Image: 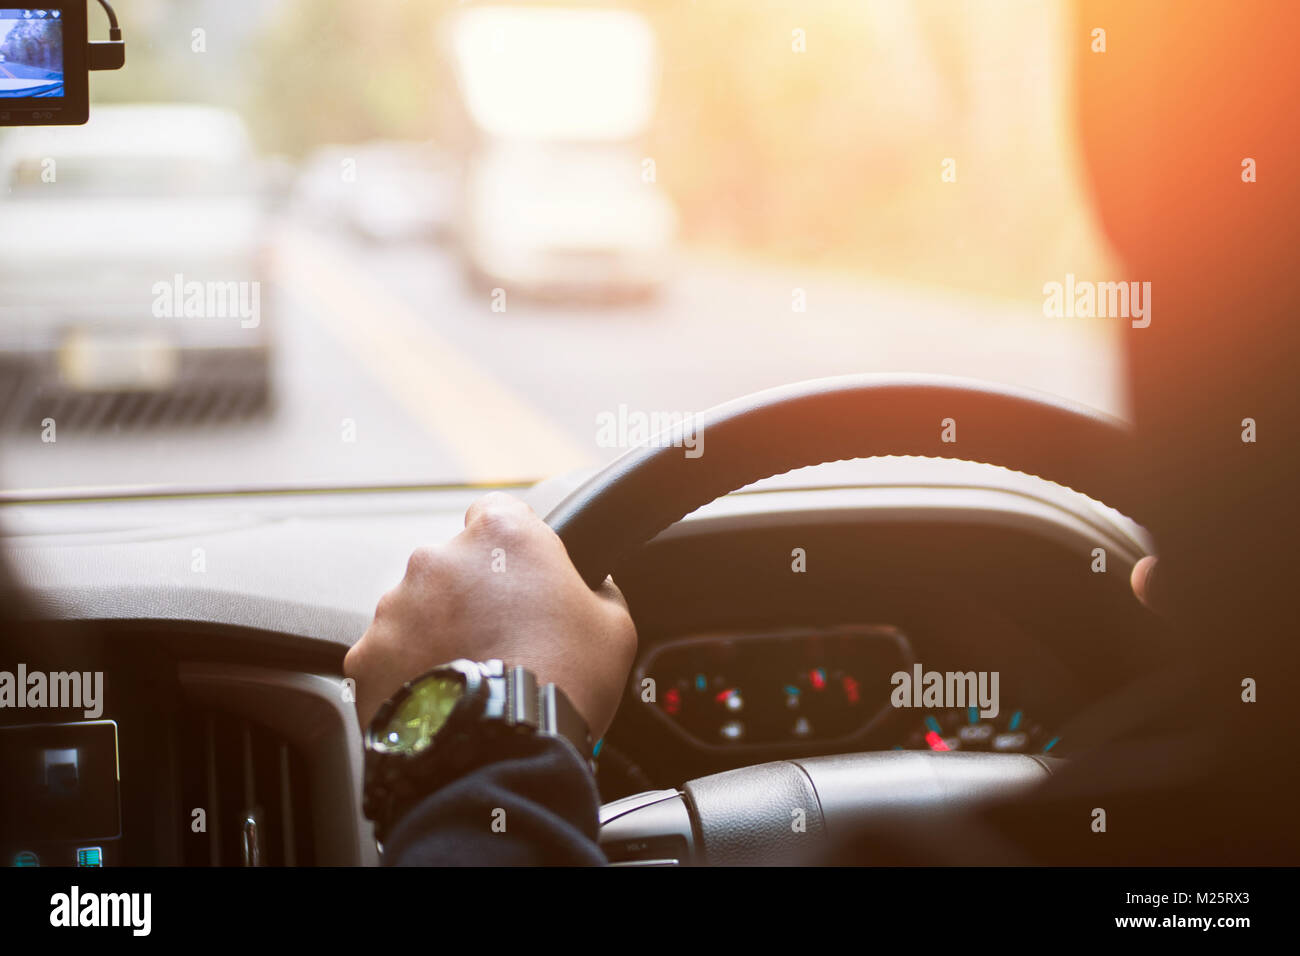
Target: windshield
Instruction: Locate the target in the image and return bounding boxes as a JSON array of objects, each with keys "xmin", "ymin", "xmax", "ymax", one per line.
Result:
[{"xmin": 0, "ymin": 0, "xmax": 1122, "ymax": 494}]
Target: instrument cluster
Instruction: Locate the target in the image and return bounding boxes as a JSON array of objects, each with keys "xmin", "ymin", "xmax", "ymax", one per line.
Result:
[
  {"xmin": 634, "ymin": 627, "xmax": 1064, "ymax": 757},
  {"xmin": 635, "ymin": 626, "xmax": 910, "ymax": 750}
]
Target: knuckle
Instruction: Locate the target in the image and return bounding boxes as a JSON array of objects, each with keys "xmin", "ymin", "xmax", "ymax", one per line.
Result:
[
  {"xmin": 470, "ymin": 501, "xmax": 534, "ymax": 544},
  {"xmin": 374, "ymin": 585, "xmax": 400, "ymax": 619},
  {"xmin": 404, "ymin": 545, "xmax": 442, "ymax": 580}
]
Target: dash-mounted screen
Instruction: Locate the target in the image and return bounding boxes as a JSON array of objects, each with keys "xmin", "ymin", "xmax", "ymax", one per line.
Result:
[{"xmin": 0, "ymin": 3, "xmax": 88, "ymax": 125}]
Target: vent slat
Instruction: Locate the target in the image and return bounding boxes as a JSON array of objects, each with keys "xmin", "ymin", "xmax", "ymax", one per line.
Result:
[
  {"xmin": 179, "ymin": 705, "xmax": 314, "ymax": 866},
  {"xmin": 204, "ymin": 714, "xmax": 221, "ymax": 867},
  {"xmin": 279, "ymin": 743, "xmax": 296, "ymax": 867}
]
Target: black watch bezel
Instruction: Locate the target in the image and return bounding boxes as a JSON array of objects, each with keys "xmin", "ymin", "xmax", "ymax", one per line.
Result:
[{"xmin": 364, "ymin": 659, "xmax": 487, "ymax": 758}]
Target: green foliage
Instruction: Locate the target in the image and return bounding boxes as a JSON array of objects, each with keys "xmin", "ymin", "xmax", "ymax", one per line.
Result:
[
  {"xmin": 250, "ymin": 0, "xmax": 453, "ymax": 156},
  {"xmin": 0, "ymin": 19, "xmax": 63, "ymax": 71},
  {"xmin": 79, "ymin": 0, "xmax": 1109, "ymax": 299}
]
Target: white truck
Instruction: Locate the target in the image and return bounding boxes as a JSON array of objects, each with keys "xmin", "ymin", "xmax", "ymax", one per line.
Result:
[{"xmin": 444, "ymin": 7, "xmax": 677, "ymax": 300}]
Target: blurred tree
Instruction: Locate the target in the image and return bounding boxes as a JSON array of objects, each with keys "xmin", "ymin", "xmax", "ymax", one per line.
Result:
[
  {"xmin": 82, "ymin": 0, "xmax": 1112, "ymax": 301},
  {"xmin": 0, "ymin": 19, "xmax": 64, "ymax": 71},
  {"xmin": 639, "ymin": 0, "xmax": 1110, "ymax": 300},
  {"xmin": 251, "ymin": 0, "xmax": 454, "ymax": 156}
]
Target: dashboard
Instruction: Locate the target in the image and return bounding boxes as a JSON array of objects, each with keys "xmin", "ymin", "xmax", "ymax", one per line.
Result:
[{"xmin": 0, "ymin": 457, "xmax": 1159, "ymax": 864}]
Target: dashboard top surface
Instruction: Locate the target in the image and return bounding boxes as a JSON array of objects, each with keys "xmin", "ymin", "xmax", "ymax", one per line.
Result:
[{"xmin": 0, "ymin": 457, "xmax": 1150, "ymax": 648}]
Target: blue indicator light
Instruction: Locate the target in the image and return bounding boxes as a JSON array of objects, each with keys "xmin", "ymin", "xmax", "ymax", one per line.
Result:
[
  {"xmin": 925, "ymin": 715, "xmax": 942, "ymax": 734},
  {"xmin": 1009, "ymin": 710, "xmax": 1022, "ymax": 731},
  {"xmin": 1043, "ymin": 736, "xmax": 1060, "ymax": 753}
]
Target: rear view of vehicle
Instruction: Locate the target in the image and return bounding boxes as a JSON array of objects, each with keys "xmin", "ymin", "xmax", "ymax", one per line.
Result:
[
  {"xmin": 446, "ymin": 6, "xmax": 677, "ymax": 301},
  {"xmin": 0, "ymin": 103, "xmax": 275, "ymax": 429}
]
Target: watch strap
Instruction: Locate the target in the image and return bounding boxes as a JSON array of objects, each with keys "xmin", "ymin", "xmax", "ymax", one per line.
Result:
[{"xmin": 482, "ymin": 660, "xmax": 594, "ymax": 769}]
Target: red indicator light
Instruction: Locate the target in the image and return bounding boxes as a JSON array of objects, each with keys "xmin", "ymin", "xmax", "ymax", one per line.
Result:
[
  {"xmin": 809, "ymin": 668, "xmax": 826, "ymax": 690},
  {"xmin": 925, "ymin": 730, "xmax": 950, "ymax": 752},
  {"xmin": 664, "ymin": 688, "xmax": 681, "ymax": 715},
  {"xmin": 715, "ymin": 688, "xmax": 735, "ymax": 702},
  {"xmin": 842, "ymin": 676, "xmax": 860, "ymax": 704}
]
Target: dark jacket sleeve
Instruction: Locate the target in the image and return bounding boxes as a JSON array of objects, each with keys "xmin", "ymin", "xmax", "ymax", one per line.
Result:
[{"xmin": 382, "ymin": 734, "xmax": 607, "ymax": 866}]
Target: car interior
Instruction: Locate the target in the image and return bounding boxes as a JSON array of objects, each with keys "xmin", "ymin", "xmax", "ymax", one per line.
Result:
[
  {"xmin": 1, "ymin": 0, "xmax": 1296, "ymax": 880},
  {"xmin": 1, "ymin": 375, "xmax": 1168, "ymax": 866}
]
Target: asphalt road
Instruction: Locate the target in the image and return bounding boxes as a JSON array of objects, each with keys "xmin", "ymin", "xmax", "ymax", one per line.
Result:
[
  {"xmin": 0, "ymin": 222, "xmax": 1124, "ymax": 494},
  {"xmin": 0, "ymin": 62, "xmax": 56, "ymax": 78}
]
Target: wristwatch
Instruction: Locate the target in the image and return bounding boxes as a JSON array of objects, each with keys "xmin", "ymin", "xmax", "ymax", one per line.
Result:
[{"xmin": 362, "ymin": 659, "xmax": 594, "ymax": 841}]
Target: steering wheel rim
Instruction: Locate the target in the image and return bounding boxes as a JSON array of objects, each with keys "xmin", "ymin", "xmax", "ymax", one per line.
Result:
[{"xmin": 547, "ymin": 373, "xmax": 1140, "ymax": 588}]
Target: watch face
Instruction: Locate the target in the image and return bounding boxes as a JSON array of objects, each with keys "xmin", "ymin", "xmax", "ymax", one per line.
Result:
[{"xmin": 379, "ymin": 673, "xmax": 466, "ymax": 754}]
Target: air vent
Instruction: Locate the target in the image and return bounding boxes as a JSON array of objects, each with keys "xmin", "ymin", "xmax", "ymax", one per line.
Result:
[
  {"xmin": 176, "ymin": 663, "xmax": 378, "ymax": 867},
  {"xmin": 175, "ymin": 706, "xmax": 315, "ymax": 866}
]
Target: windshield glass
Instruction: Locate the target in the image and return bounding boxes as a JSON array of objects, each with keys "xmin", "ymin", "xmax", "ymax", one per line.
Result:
[{"xmin": 0, "ymin": 0, "xmax": 1122, "ymax": 494}]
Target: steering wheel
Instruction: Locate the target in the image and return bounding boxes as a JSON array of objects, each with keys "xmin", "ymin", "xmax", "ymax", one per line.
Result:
[{"xmin": 546, "ymin": 373, "xmax": 1140, "ymax": 864}]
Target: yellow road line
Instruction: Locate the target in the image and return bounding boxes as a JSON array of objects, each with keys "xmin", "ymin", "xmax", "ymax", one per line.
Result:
[{"xmin": 276, "ymin": 227, "xmax": 594, "ymax": 482}]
